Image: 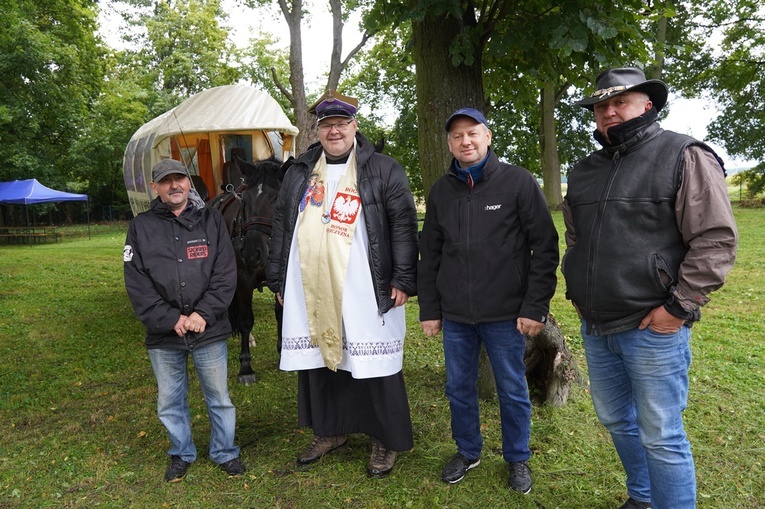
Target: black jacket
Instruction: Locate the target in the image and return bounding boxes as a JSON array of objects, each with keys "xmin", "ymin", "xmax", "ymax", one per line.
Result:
[
  {"xmin": 124, "ymin": 198, "xmax": 237, "ymax": 350},
  {"xmin": 418, "ymin": 149, "xmax": 559, "ymax": 324},
  {"xmin": 563, "ymin": 114, "xmax": 722, "ymax": 335},
  {"xmin": 266, "ymin": 132, "xmax": 419, "ymax": 313}
]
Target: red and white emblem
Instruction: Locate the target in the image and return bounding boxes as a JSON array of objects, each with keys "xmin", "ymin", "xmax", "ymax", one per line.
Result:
[{"xmin": 330, "ymin": 193, "xmax": 360, "ymax": 224}]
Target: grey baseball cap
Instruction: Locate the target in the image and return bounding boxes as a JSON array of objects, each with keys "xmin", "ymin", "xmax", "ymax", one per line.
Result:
[{"xmin": 151, "ymin": 159, "xmax": 188, "ymax": 182}]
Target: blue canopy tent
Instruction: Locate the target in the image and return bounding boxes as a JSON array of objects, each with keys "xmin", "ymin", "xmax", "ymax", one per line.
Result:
[{"xmin": 0, "ymin": 179, "xmax": 90, "ymax": 238}]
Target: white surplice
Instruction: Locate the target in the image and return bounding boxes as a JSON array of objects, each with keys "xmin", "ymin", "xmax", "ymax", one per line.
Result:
[{"xmin": 280, "ymin": 161, "xmax": 405, "ymax": 379}]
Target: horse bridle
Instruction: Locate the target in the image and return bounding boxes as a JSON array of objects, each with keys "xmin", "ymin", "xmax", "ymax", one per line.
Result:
[{"xmin": 221, "ymin": 183, "xmax": 274, "ymax": 257}]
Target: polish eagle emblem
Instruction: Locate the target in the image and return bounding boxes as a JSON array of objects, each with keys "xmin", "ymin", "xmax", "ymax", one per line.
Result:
[{"xmin": 331, "ymin": 193, "xmax": 360, "ymax": 223}]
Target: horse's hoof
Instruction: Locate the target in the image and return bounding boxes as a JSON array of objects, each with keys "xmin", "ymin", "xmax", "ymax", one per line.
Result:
[{"xmin": 238, "ymin": 374, "xmax": 256, "ymax": 385}]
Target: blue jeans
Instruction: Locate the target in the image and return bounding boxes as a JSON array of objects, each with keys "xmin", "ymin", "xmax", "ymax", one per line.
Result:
[
  {"xmin": 442, "ymin": 319, "xmax": 531, "ymax": 463},
  {"xmin": 148, "ymin": 341, "xmax": 239, "ymax": 464},
  {"xmin": 582, "ymin": 324, "xmax": 695, "ymax": 509}
]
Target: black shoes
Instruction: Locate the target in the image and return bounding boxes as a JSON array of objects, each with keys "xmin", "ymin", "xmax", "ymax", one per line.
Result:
[
  {"xmin": 442, "ymin": 453, "xmax": 532, "ymax": 493},
  {"xmin": 164, "ymin": 456, "xmax": 190, "ymax": 482},
  {"xmin": 441, "ymin": 453, "xmax": 481, "ymax": 483},
  {"xmin": 617, "ymin": 498, "xmax": 652, "ymax": 509},
  {"xmin": 297, "ymin": 434, "xmax": 348, "ymax": 465},
  {"xmin": 219, "ymin": 457, "xmax": 246, "ymax": 477},
  {"xmin": 507, "ymin": 460, "xmax": 532, "ymax": 494},
  {"xmin": 164, "ymin": 456, "xmax": 246, "ymax": 482}
]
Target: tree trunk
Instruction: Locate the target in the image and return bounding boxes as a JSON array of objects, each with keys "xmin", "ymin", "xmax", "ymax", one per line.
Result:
[
  {"xmin": 647, "ymin": 14, "xmax": 668, "ymax": 80},
  {"xmin": 277, "ymin": 0, "xmax": 370, "ymax": 154},
  {"xmin": 411, "ymin": 12, "xmax": 484, "ymax": 199},
  {"xmin": 540, "ymin": 83, "xmax": 563, "ymax": 209},
  {"xmin": 477, "ymin": 315, "xmax": 580, "ymax": 406},
  {"xmin": 280, "ymin": 0, "xmax": 313, "ymax": 154},
  {"xmin": 524, "ymin": 315, "xmax": 580, "ymax": 406}
]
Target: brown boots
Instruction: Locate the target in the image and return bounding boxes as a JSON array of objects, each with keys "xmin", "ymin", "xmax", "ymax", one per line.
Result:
[
  {"xmin": 366, "ymin": 437, "xmax": 396, "ymax": 478},
  {"xmin": 297, "ymin": 434, "xmax": 347, "ymax": 464},
  {"xmin": 297, "ymin": 434, "xmax": 397, "ymax": 478}
]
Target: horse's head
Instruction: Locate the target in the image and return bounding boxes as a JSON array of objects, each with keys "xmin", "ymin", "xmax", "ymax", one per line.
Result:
[{"xmin": 234, "ymin": 155, "xmax": 287, "ymax": 272}]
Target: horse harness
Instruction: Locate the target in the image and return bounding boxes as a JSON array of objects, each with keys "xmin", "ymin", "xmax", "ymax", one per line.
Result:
[{"xmin": 212, "ymin": 183, "xmax": 274, "ymax": 258}]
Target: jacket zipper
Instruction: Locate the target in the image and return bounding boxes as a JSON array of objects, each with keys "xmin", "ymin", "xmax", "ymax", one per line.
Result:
[
  {"xmin": 447, "ymin": 171, "xmax": 477, "ymax": 323},
  {"xmin": 586, "ymin": 150, "xmax": 621, "ymax": 335}
]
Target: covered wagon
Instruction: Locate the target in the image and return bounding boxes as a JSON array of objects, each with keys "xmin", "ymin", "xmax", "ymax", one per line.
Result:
[{"xmin": 123, "ymin": 85, "xmax": 298, "ymax": 215}]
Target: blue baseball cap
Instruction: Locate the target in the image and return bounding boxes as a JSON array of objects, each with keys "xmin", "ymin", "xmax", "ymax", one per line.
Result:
[{"xmin": 445, "ymin": 107, "xmax": 488, "ymax": 132}]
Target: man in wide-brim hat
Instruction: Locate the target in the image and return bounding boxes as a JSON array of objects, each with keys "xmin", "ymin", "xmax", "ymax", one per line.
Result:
[
  {"xmin": 561, "ymin": 67, "xmax": 738, "ymax": 509},
  {"xmin": 575, "ymin": 66, "xmax": 668, "ymax": 112}
]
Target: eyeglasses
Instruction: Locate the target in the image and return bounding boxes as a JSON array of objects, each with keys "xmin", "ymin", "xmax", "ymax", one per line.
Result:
[{"xmin": 318, "ymin": 119, "xmax": 355, "ymax": 132}]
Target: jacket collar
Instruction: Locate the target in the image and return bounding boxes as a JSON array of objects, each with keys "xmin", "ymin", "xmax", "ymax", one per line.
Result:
[
  {"xmin": 595, "ymin": 108, "xmax": 662, "ymax": 155},
  {"xmin": 150, "ymin": 197, "xmax": 202, "ymax": 229},
  {"xmin": 448, "ymin": 147, "xmax": 499, "ymax": 185}
]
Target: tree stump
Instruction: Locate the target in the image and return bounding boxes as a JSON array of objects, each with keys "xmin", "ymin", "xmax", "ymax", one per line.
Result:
[{"xmin": 478, "ymin": 314, "xmax": 580, "ymax": 407}]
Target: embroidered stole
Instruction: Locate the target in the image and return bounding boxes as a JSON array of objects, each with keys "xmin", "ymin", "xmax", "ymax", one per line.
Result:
[{"xmin": 296, "ymin": 148, "xmax": 361, "ymax": 370}]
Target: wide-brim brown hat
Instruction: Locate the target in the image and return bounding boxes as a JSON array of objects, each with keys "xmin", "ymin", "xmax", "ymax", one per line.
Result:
[
  {"xmin": 576, "ymin": 67, "xmax": 669, "ymax": 112},
  {"xmin": 308, "ymin": 90, "xmax": 358, "ymax": 120}
]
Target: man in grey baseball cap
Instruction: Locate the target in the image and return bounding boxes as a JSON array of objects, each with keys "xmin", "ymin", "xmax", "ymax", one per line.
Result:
[{"xmin": 125, "ymin": 157, "xmax": 245, "ymax": 481}]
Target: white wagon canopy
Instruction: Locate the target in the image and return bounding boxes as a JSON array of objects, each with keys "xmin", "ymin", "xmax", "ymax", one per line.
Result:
[{"xmin": 123, "ymin": 85, "xmax": 299, "ymax": 215}]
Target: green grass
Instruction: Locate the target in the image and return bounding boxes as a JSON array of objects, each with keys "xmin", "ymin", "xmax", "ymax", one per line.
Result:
[{"xmin": 0, "ymin": 210, "xmax": 763, "ymax": 508}]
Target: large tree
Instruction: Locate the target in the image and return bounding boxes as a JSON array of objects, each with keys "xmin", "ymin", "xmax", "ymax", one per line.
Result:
[
  {"xmin": 364, "ymin": 1, "xmax": 684, "ymax": 206},
  {"xmin": 404, "ymin": 2, "xmax": 491, "ymax": 195}
]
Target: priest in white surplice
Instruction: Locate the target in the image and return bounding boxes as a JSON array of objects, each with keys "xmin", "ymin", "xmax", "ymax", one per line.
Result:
[{"xmin": 267, "ymin": 90, "xmax": 419, "ymax": 478}]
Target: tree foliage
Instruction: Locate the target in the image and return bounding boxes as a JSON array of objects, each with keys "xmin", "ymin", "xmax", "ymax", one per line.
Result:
[
  {"xmin": 361, "ymin": 0, "xmax": 680, "ymax": 203},
  {"xmin": 0, "ymin": 0, "xmax": 103, "ymax": 188},
  {"xmin": 69, "ymin": 51, "xmax": 156, "ymax": 214},
  {"xmin": 696, "ymin": 1, "xmax": 765, "ymax": 163},
  {"xmin": 117, "ymin": 0, "xmax": 241, "ymax": 102},
  {"xmin": 5, "ymin": 0, "xmax": 764, "ymax": 220}
]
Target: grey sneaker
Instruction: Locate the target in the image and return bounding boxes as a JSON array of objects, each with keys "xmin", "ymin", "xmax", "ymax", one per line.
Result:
[
  {"xmin": 219, "ymin": 457, "xmax": 246, "ymax": 477},
  {"xmin": 507, "ymin": 460, "xmax": 532, "ymax": 494},
  {"xmin": 164, "ymin": 455, "xmax": 190, "ymax": 482},
  {"xmin": 617, "ymin": 498, "xmax": 652, "ymax": 509},
  {"xmin": 441, "ymin": 453, "xmax": 481, "ymax": 483},
  {"xmin": 297, "ymin": 434, "xmax": 347, "ymax": 465}
]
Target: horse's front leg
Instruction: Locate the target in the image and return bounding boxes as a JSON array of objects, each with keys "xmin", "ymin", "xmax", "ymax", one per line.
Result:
[
  {"xmin": 236, "ymin": 283, "xmax": 257, "ymax": 385},
  {"xmin": 238, "ymin": 331, "xmax": 255, "ymax": 385}
]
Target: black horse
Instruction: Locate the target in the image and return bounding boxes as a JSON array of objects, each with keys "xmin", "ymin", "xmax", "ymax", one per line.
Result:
[{"xmin": 209, "ymin": 155, "xmax": 287, "ymax": 384}]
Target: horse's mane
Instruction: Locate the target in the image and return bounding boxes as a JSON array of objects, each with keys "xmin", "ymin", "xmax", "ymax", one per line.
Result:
[{"xmin": 234, "ymin": 155, "xmax": 285, "ymax": 191}]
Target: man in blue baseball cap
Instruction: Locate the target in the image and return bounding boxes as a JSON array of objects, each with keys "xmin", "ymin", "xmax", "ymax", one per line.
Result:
[{"xmin": 418, "ymin": 107, "xmax": 559, "ymax": 494}]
